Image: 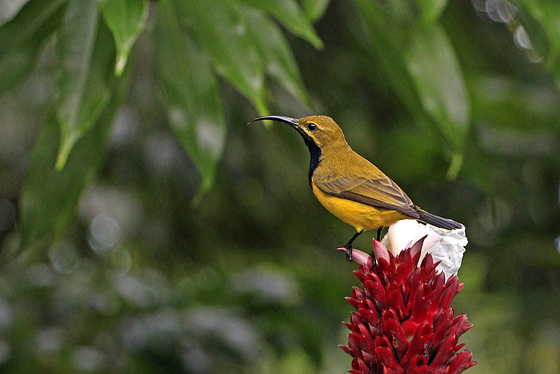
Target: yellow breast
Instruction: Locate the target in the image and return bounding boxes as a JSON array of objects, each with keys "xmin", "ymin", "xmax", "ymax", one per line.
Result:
[{"xmin": 311, "ymin": 181, "xmax": 408, "ymax": 232}]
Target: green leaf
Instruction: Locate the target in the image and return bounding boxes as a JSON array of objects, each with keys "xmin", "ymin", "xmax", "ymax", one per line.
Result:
[
  {"xmin": 244, "ymin": 9, "xmax": 311, "ymax": 108},
  {"xmin": 355, "ymin": 0, "xmax": 469, "ymax": 177},
  {"xmin": 404, "ymin": 25, "xmax": 470, "ymax": 150},
  {"xmin": 96, "ymin": 0, "xmax": 149, "ymax": 76},
  {"xmin": 516, "ymin": 0, "xmax": 560, "ymax": 88},
  {"xmin": 370, "ymin": 0, "xmax": 417, "ymax": 26},
  {"xmin": 354, "ymin": 0, "xmax": 425, "ymax": 116},
  {"xmin": 239, "ymin": 0, "xmax": 323, "ymax": 49},
  {"xmin": 0, "ymin": 0, "xmax": 30, "ymax": 26},
  {"xmin": 471, "ymin": 76, "xmax": 560, "ymax": 131},
  {"xmin": 55, "ymin": 0, "xmax": 113, "ymax": 170},
  {"xmin": 19, "ymin": 23, "xmax": 123, "ymax": 251},
  {"xmin": 302, "ymin": 0, "xmax": 331, "ymax": 21},
  {"xmin": 0, "ymin": 0, "xmax": 64, "ymax": 43},
  {"xmin": 417, "ymin": 0, "xmax": 448, "ymax": 24},
  {"xmin": 155, "ymin": 0, "xmax": 227, "ymax": 201},
  {"xmin": 177, "ymin": 0, "xmax": 267, "ymax": 113},
  {"xmin": 0, "ymin": 0, "xmax": 67, "ymax": 92}
]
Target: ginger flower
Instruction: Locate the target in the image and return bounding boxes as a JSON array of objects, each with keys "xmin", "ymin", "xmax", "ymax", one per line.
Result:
[{"xmin": 339, "ymin": 234, "xmax": 476, "ymax": 373}]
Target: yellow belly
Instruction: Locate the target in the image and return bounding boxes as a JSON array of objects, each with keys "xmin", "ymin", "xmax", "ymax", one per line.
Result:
[{"xmin": 312, "ymin": 182, "xmax": 409, "ymax": 232}]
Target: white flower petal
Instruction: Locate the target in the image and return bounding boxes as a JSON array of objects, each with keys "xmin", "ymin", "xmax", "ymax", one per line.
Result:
[
  {"xmin": 382, "ymin": 220, "xmax": 468, "ymax": 278},
  {"xmin": 424, "ymin": 224, "xmax": 468, "ymax": 278}
]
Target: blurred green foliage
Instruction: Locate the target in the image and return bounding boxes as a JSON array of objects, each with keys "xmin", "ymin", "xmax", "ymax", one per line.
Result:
[{"xmin": 0, "ymin": 0, "xmax": 559, "ymax": 373}]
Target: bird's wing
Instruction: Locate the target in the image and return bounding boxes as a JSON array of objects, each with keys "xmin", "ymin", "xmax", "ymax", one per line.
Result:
[{"xmin": 314, "ymin": 174, "xmax": 420, "ymax": 218}]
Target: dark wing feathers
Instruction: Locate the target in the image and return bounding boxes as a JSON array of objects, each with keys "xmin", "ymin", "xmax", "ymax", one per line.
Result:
[{"xmin": 314, "ymin": 174, "xmax": 420, "ymax": 218}]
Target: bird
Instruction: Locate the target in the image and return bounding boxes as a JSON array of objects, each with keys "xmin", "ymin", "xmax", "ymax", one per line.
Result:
[{"xmin": 250, "ymin": 115, "xmax": 463, "ymax": 261}]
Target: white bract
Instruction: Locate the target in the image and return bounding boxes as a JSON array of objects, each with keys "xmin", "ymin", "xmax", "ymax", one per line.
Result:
[{"xmin": 382, "ymin": 219, "xmax": 468, "ymax": 278}]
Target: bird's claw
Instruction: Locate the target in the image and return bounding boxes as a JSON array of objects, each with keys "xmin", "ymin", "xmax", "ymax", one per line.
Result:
[{"xmin": 337, "ymin": 246, "xmax": 353, "ymax": 262}]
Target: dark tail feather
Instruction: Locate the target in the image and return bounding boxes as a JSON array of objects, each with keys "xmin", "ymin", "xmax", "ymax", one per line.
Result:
[{"xmin": 417, "ymin": 209, "xmax": 463, "ymax": 230}]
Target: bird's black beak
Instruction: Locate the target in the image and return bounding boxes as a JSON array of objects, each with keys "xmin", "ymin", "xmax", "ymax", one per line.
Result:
[
  {"xmin": 250, "ymin": 115, "xmax": 314, "ymax": 148},
  {"xmin": 249, "ymin": 115, "xmax": 299, "ymax": 128},
  {"xmin": 250, "ymin": 115, "xmax": 320, "ymax": 167}
]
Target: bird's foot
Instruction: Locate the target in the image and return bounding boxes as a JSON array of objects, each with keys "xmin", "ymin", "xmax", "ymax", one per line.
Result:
[
  {"xmin": 337, "ymin": 245, "xmax": 353, "ymax": 262},
  {"xmin": 376, "ymin": 227, "xmax": 384, "ymax": 241}
]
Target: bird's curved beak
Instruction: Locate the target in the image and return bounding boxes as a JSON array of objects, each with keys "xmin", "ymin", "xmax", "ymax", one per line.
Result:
[
  {"xmin": 249, "ymin": 115, "xmax": 299, "ymax": 128},
  {"xmin": 250, "ymin": 114, "xmax": 317, "ymax": 151}
]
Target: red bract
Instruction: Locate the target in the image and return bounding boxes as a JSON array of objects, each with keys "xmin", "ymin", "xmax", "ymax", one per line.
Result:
[{"xmin": 340, "ymin": 238, "xmax": 476, "ymax": 374}]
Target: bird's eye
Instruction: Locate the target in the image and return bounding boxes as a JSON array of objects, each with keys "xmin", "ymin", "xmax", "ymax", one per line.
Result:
[{"xmin": 307, "ymin": 123, "xmax": 318, "ymax": 131}]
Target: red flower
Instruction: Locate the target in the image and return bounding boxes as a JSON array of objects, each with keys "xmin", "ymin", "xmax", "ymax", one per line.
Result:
[{"xmin": 340, "ymin": 238, "xmax": 476, "ymax": 374}]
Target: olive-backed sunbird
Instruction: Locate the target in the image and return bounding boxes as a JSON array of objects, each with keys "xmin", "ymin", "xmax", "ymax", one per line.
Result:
[{"xmin": 250, "ymin": 115, "xmax": 463, "ymax": 261}]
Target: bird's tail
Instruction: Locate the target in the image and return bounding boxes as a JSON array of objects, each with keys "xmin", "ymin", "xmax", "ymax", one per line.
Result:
[{"xmin": 417, "ymin": 209, "xmax": 463, "ymax": 230}]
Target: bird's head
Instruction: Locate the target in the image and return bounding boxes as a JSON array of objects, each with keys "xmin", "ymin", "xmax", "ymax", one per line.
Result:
[{"xmin": 250, "ymin": 115, "xmax": 348, "ymax": 150}]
